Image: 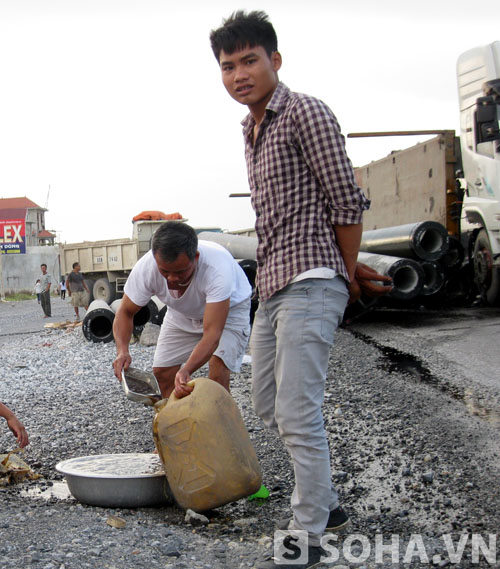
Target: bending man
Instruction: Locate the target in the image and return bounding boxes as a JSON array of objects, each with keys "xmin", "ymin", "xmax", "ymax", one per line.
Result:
[{"xmin": 112, "ymin": 221, "xmax": 251, "ymax": 398}]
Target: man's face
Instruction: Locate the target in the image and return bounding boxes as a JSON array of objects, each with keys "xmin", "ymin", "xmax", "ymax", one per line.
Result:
[
  {"xmin": 219, "ymin": 45, "xmax": 281, "ymax": 109},
  {"xmin": 41, "ymin": 266, "xmax": 47, "ymax": 274},
  {"xmin": 154, "ymin": 251, "xmax": 199, "ymax": 291},
  {"xmin": 74, "ymin": 264, "xmax": 81, "ymax": 273}
]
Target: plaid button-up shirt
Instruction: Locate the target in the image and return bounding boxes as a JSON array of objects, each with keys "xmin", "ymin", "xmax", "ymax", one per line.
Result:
[{"xmin": 242, "ymin": 82, "xmax": 370, "ymax": 301}]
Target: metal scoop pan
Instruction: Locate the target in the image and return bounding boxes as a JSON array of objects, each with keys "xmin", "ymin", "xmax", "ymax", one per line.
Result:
[{"xmin": 121, "ymin": 367, "xmax": 162, "ymax": 406}]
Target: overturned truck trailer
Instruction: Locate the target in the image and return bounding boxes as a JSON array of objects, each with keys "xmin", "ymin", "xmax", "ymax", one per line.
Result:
[
  {"xmin": 352, "ymin": 132, "xmax": 480, "ymax": 307},
  {"xmin": 351, "ymin": 41, "xmax": 500, "ymax": 304}
]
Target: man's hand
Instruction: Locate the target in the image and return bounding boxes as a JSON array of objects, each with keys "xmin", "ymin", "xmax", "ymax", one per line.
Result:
[
  {"xmin": 347, "ymin": 279, "xmax": 362, "ymax": 305},
  {"xmin": 7, "ymin": 415, "xmax": 29, "ymax": 448},
  {"xmin": 112, "ymin": 294, "xmax": 141, "ymax": 381},
  {"xmin": 174, "ymin": 368, "xmax": 194, "ymax": 399},
  {"xmin": 171, "ymin": 299, "xmax": 229, "ymax": 398},
  {"xmin": 113, "ymin": 352, "xmax": 132, "ymax": 380},
  {"xmin": 348, "ymin": 262, "xmax": 393, "ymax": 304}
]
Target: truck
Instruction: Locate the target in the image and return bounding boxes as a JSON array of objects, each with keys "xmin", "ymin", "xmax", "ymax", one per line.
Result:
[{"xmin": 351, "ymin": 41, "xmax": 500, "ymax": 305}]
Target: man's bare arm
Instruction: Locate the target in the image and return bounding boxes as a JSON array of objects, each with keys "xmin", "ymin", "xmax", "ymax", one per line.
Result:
[
  {"xmin": 334, "ymin": 224, "xmax": 393, "ymax": 303},
  {"xmin": 174, "ymin": 299, "xmax": 230, "ymax": 397},
  {"xmin": 334, "ymin": 223, "xmax": 363, "ymax": 302},
  {"xmin": 112, "ymin": 294, "xmax": 142, "ymax": 380}
]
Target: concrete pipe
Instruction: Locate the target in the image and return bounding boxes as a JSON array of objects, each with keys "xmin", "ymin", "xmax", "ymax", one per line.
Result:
[
  {"xmin": 82, "ymin": 300, "xmax": 115, "ymax": 343},
  {"xmin": 360, "ymin": 221, "xmax": 449, "ymax": 262},
  {"xmin": 237, "ymin": 259, "xmax": 258, "ymax": 323},
  {"xmin": 422, "ymin": 264, "xmax": 474, "ymax": 308},
  {"xmin": 155, "ymin": 305, "xmax": 167, "ymax": 327},
  {"xmin": 198, "ymin": 231, "xmax": 257, "ymax": 260},
  {"xmin": 110, "ymin": 298, "xmax": 153, "ymax": 333},
  {"xmin": 357, "ymin": 252, "xmax": 424, "ymax": 300},
  {"xmin": 149, "ymin": 296, "xmax": 166, "ymax": 326},
  {"xmin": 419, "ymin": 261, "xmax": 445, "ymax": 296}
]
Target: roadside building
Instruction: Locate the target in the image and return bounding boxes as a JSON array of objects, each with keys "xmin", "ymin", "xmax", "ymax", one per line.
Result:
[{"xmin": 0, "ymin": 197, "xmax": 59, "ymax": 294}]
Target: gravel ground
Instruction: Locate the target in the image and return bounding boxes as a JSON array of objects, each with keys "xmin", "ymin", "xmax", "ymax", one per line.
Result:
[{"xmin": 1, "ymin": 296, "xmax": 500, "ymax": 568}]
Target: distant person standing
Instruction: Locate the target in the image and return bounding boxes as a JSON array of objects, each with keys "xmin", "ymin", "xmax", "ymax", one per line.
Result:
[
  {"xmin": 33, "ymin": 279, "xmax": 42, "ymax": 304},
  {"xmin": 66, "ymin": 262, "xmax": 90, "ymax": 321},
  {"xmin": 60, "ymin": 276, "xmax": 67, "ymax": 300},
  {"xmin": 39, "ymin": 263, "xmax": 51, "ymax": 318}
]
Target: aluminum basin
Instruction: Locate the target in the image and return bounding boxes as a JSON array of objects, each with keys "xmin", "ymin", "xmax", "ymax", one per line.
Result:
[{"xmin": 55, "ymin": 453, "xmax": 172, "ymax": 508}]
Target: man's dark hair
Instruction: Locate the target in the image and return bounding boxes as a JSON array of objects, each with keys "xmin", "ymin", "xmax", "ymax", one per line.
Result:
[
  {"xmin": 40, "ymin": 264, "xmax": 47, "ymax": 269},
  {"xmin": 210, "ymin": 10, "xmax": 278, "ymax": 62},
  {"xmin": 151, "ymin": 221, "xmax": 198, "ymax": 263},
  {"xmin": 72, "ymin": 261, "xmax": 80, "ymax": 269}
]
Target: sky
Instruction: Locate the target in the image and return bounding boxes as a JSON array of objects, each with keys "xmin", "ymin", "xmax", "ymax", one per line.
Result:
[{"xmin": 1, "ymin": 0, "xmax": 500, "ymax": 244}]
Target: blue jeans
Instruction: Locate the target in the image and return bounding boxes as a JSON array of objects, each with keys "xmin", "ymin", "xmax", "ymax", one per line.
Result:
[{"xmin": 250, "ymin": 277, "xmax": 348, "ymax": 545}]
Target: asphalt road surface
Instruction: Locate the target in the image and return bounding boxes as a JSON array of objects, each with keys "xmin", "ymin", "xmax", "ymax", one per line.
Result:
[{"xmin": 348, "ymin": 305, "xmax": 500, "ymax": 419}]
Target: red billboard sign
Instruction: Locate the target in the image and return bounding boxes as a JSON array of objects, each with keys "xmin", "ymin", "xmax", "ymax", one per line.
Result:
[{"xmin": 0, "ymin": 219, "xmax": 26, "ymax": 254}]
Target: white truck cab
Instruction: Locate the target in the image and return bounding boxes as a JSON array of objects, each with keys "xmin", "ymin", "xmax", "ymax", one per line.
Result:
[{"xmin": 457, "ymin": 41, "xmax": 500, "ymax": 303}]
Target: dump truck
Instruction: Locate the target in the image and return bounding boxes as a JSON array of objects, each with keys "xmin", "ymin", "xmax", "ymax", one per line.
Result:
[{"xmin": 351, "ymin": 41, "xmax": 500, "ymax": 305}]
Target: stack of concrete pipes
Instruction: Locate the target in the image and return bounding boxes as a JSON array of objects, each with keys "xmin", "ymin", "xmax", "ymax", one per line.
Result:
[
  {"xmin": 82, "ymin": 296, "xmax": 167, "ymax": 343},
  {"xmin": 355, "ymin": 221, "xmax": 471, "ymax": 314},
  {"xmin": 199, "ymin": 222, "xmax": 466, "ymax": 318},
  {"xmin": 358, "ymin": 221, "xmax": 449, "ymax": 298}
]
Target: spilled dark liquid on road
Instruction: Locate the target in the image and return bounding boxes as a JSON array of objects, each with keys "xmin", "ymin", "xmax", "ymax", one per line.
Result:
[{"xmin": 351, "ymin": 330, "xmax": 500, "ymax": 427}]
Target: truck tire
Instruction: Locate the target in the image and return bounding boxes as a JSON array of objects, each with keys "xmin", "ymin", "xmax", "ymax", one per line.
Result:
[
  {"xmin": 473, "ymin": 229, "xmax": 500, "ymax": 305},
  {"xmin": 93, "ymin": 278, "xmax": 116, "ymax": 304}
]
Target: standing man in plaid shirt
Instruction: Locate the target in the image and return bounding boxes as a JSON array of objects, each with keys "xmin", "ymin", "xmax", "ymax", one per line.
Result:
[{"xmin": 210, "ymin": 11, "xmax": 391, "ymax": 569}]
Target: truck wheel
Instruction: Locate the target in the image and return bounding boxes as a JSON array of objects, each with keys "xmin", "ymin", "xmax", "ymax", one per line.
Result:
[
  {"xmin": 93, "ymin": 278, "xmax": 116, "ymax": 304},
  {"xmin": 473, "ymin": 230, "xmax": 500, "ymax": 305}
]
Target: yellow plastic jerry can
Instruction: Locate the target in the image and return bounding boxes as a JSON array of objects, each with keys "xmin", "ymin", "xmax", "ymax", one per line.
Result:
[{"xmin": 153, "ymin": 377, "xmax": 262, "ymax": 512}]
